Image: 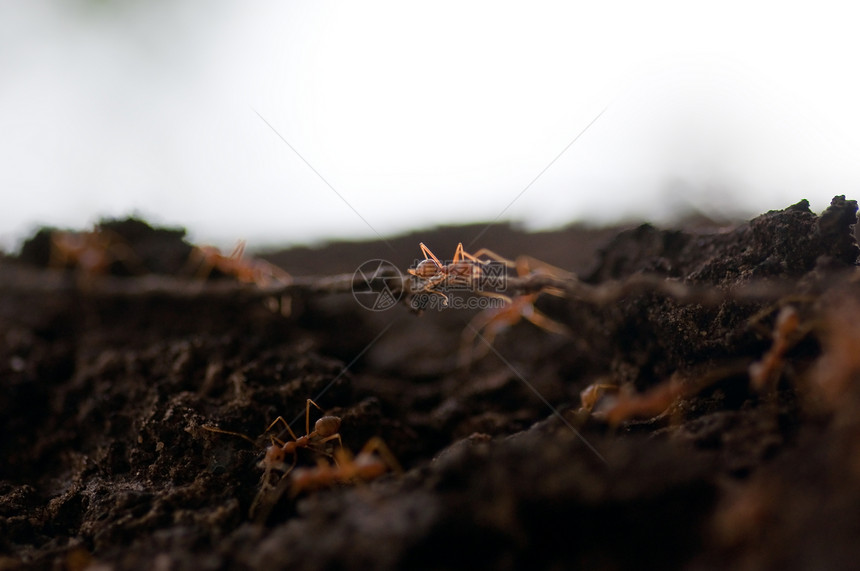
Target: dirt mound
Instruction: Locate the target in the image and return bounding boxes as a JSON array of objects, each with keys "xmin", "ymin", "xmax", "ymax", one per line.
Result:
[{"xmin": 2, "ymin": 197, "xmax": 859, "ymax": 570}]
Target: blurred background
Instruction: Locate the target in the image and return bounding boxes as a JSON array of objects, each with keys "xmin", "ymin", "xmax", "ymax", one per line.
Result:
[{"xmin": 2, "ymin": 0, "xmax": 859, "ymax": 252}]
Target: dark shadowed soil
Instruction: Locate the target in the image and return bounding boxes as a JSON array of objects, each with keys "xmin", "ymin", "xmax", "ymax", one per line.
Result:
[{"xmin": 3, "ymin": 197, "xmax": 860, "ymax": 570}]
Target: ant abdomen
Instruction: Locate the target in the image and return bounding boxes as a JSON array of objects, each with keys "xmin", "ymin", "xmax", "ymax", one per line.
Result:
[{"xmin": 314, "ymin": 416, "xmax": 342, "ymax": 438}]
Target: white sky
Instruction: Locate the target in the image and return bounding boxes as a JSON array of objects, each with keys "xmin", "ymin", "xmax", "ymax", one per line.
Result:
[{"xmin": 2, "ymin": 1, "xmax": 859, "ymax": 251}]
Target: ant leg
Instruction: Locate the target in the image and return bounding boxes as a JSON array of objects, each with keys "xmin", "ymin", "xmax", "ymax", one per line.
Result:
[
  {"xmin": 452, "ymin": 243, "xmax": 464, "ymax": 263},
  {"xmin": 461, "ymin": 315, "xmax": 506, "ymax": 366},
  {"xmin": 749, "ymin": 305, "xmax": 801, "ymax": 392},
  {"xmin": 317, "ymin": 433, "xmax": 343, "ymax": 448},
  {"xmin": 229, "ymin": 240, "xmax": 246, "ymax": 260},
  {"xmin": 358, "ymin": 437, "xmax": 403, "ymax": 473},
  {"xmin": 514, "ymin": 255, "xmax": 575, "ymax": 279},
  {"xmin": 452, "ymin": 242, "xmax": 486, "ymax": 265},
  {"xmin": 268, "ymin": 264, "xmax": 288, "ymax": 286},
  {"xmin": 187, "ymin": 246, "xmax": 216, "ymax": 280},
  {"xmin": 471, "ymin": 321, "xmax": 503, "ymax": 361},
  {"xmin": 305, "ymin": 399, "xmax": 327, "ymax": 436},
  {"xmin": 524, "ymin": 308, "xmax": 571, "ymax": 336},
  {"xmin": 265, "ymin": 416, "xmax": 299, "ymax": 441},
  {"xmin": 477, "ymin": 291, "xmax": 513, "ymax": 304},
  {"xmin": 746, "ymin": 296, "xmax": 812, "ymax": 338},
  {"xmin": 417, "ymin": 283, "xmax": 450, "ymax": 305},
  {"xmin": 305, "ymin": 400, "xmax": 314, "ymax": 436},
  {"xmin": 418, "ymin": 243, "xmax": 444, "ymax": 267},
  {"xmin": 459, "ymin": 306, "xmax": 505, "ymax": 367},
  {"xmin": 331, "ymin": 447, "xmax": 354, "ymax": 470},
  {"xmin": 200, "ymin": 425, "xmax": 257, "ymax": 445},
  {"xmin": 269, "ymin": 437, "xmax": 289, "ymax": 451},
  {"xmin": 312, "ymin": 434, "xmax": 344, "ymax": 464},
  {"xmin": 539, "ymin": 285, "xmax": 569, "ymax": 298},
  {"xmin": 468, "ymin": 248, "xmax": 516, "ymax": 267}
]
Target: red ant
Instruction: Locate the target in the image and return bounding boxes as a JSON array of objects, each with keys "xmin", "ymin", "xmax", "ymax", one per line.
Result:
[
  {"xmin": 258, "ymin": 400, "xmax": 343, "ymax": 482},
  {"xmin": 50, "ymin": 228, "xmax": 141, "ymax": 278},
  {"xmin": 203, "ymin": 399, "xmax": 344, "ymax": 518},
  {"xmin": 290, "ymin": 437, "xmax": 402, "ymax": 496},
  {"xmin": 188, "ymin": 240, "xmax": 291, "ymax": 288},
  {"xmin": 203, "ymin": 399, "xmax": 342, "ymax": 484},
  {"xmin": 408, "ymin": 242, "xmax": 494, "ymax": 304}
]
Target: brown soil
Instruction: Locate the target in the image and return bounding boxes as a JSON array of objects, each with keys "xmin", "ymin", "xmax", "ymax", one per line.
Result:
[{"xmin": 3, "ymin": 197, "xmax": 860, "ymax": 570}]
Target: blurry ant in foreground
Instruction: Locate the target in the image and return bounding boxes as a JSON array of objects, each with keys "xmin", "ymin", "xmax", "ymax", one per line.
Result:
[
  {"xmin": 457, "ymin": 251, "xmax": 573, "ymax": 367},
  {"xmin": 576, "ymin": 377, "xmax": 686, "ymax": 427},
  {"xmin": 289, "ymin": 437, "xmax": 402, "ymax": 496},
  {"xmin": 748, "ymin": 305, "xmax": 804, "ymax": 392}
]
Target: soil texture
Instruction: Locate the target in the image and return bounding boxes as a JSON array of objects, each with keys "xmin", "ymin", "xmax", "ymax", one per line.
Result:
[{"xmin": 3, "ymin": 197, "xmax": 860, "ymax": 570}]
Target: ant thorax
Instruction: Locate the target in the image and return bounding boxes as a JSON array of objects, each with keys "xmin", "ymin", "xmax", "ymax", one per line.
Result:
[{"xmin": 446, "ymin": 261, "xmax": 482, "ymax": 285}]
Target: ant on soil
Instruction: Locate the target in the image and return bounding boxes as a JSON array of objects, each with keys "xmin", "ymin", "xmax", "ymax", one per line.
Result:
[
  {"xmin": 289, "ymin": 436, "xmax": 402, "ymax": 496},
  {"xmin": 408, "ymin": 242, "xmax": 500, "ymax": 304},
  {"xmin": 202, "ymin": 399, "xmax": 343, "ymax": 489},
  {"xmin": 579, "ymin": 358, "xmax": 770, "ymax": 427},
  {"xmin": 257, "ymin": 400, "xmax": 343, "ymax": 480},
  {"xmin": 576, "ymin": 377, "xmax": 686, "ymax": 426},
  {"xmin": 187, "ymin": 240, "xmax": 292, "ymax": 288}
]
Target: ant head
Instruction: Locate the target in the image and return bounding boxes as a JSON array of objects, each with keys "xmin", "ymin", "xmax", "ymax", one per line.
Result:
[
  {"xmin": 258, "ymin": 443, "xmax": 296, "ymax": 473},
  {"xmin": 412, "ymin": 259, "xmax": 442, "ymax": 279},
  {"xmin": 264, "ymin": 445, "xmax": 286, "ymax": 465}
]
